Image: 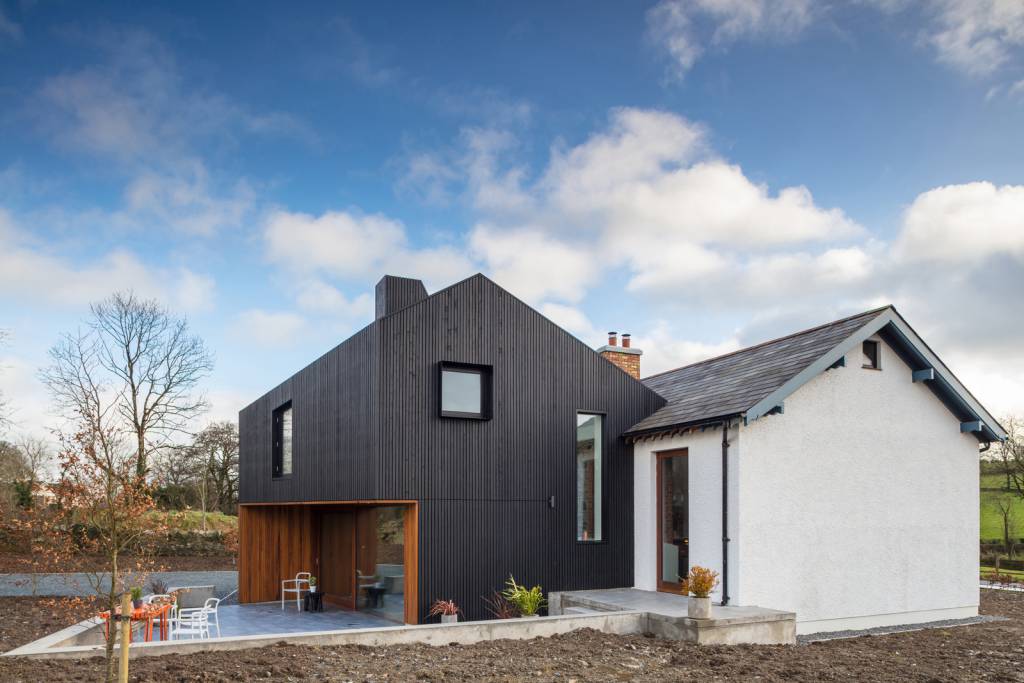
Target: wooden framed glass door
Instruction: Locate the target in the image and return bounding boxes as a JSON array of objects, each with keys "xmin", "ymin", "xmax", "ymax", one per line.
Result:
[
  {"xmin": 656, "ymin": 449, "xmax": 689, "ymax": 592},
  {"xmin": 320, "ymin": 511, "xmax": 356, "ymax": 608}
]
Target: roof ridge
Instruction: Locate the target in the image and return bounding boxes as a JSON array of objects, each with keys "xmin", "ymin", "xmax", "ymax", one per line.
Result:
[{"xmin": 641, "ymin": 305, "xmax": 892, "ymax": 382}]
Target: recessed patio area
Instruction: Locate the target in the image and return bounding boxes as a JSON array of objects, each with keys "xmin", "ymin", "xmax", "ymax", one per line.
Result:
[{"xmin": 214, "ymin": 602, "xmax": 397, "ymax": 638}]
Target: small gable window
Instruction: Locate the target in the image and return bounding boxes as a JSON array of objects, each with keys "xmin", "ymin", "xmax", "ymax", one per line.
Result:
[
  {"xmin": 272, "ymin": 401, "xmax": 293, "ymax": 478},
  {"xmin": 862, "ymin": 340, "xmax": 881, "ymax": 370},
  {"xmin": 440, "ymin": 362, "xmax": 492, "ymax": 419}
]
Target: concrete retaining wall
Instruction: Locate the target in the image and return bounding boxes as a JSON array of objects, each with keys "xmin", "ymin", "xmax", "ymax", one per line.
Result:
[{"xmin": 4, "ymin": 612, "xmax": 647, "ymax": 660}]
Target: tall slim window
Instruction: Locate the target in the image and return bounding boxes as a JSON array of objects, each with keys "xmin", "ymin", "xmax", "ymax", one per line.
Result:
[
  {"xmin": 273, "ymin": 402, "xmax": 293, "ymax": 477},
  {"xmin": 576, "ymin": 413, "xmax": 603, "ymax": 542}
]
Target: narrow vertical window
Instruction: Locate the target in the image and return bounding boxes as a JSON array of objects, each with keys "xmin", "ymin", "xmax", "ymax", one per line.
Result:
[
  {"xmin": 576, "ymin": 413, "xmax": 603, "ymax": 542},
  {"xmin": 862, "ymin": 340, "xmax": 880, "ymax": 370},
  {"xmin": 273, "ymin": 401, "xmax": 293, "ymax": 478}
]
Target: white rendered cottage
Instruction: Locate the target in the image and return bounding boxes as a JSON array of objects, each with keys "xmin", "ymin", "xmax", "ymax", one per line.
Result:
[{"xmin": 621, "ymin": 306, "xmax": 1004, "ymax": 635}]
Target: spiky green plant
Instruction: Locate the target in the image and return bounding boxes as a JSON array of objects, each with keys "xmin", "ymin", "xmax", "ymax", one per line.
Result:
[{"xmin": 501, "ymin": 575, "xmax": 546, "ymax": 616}]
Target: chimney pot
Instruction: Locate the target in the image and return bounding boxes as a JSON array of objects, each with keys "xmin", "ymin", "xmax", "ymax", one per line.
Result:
[
  {"xmin": 622, "ymin": 333, "xmax": 631, "ymax": 348},
  {"xmin": 608, "ymin": 331, "xmax": 618, "ymax": 346}
]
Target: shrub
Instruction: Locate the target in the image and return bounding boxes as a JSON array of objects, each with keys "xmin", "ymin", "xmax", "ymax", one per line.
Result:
[
  {"xmin": 680, "ymin": 566, "xmax": 720, "ymax": 598},
  {"xmin": 428, "ymin": 599, "xmax": 460, "ymax": 618},
  {"xmin": 130, "ymin": 586, "xmax": 143, "ymax": 601},
  {"xmin": 501, "ymin": 575, "xmax": 546, "ymax": 616},
  {"xmin": 482, "ymin": 589, "xmax": 518, "ymax": 619},
  {"xmin": 149, "ymin": 578, "xmax": 169, "ymax": 595}
]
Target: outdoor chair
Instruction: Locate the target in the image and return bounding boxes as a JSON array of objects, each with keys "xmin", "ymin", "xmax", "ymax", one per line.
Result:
[
  {"xmin": 281, "ymin": 572, "xmax": 311, "ymax": 611},
  {"xmin": 172, "ymin": 605, "xmax": 210, "ymax": 640},
  {"xmin": 201, "ymin": 597, "xmax": 221, "ymax": 638}
]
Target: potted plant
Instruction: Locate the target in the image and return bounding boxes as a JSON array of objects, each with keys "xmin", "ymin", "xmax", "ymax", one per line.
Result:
[
  {"xmin": 482, "ymin": 590, "xmax": 518, "ymax": 619},
  {"xmin": 680, "ymin": 566, "xmax": 719, "ymax": 619},
  {"xmin": 429, "ymin": 598, "xmax": 461, "ymax": 624},
  {"xmin": 308, "ymin": 576, "xmax": 318, "ymax": 593},
  {"xmin": 130, "ymin": 586, "xmax": 144, "ymax": 609},
  {"xmin": 502, "ymin": 575, "xmax": 546, "ymax": 618}
]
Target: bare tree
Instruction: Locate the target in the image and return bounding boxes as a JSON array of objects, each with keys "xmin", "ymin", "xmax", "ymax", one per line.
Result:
[
  {"xmin": 0, "ymin": 439, "xmax": 29, "ymax": 482},
  {"xmin": 193, "ymin": 421, "xmax": 239, "ymax": 515},
  {"xmin": 17, "ymin": 436, "xmax": 51, "ymax": 489},
  {"xmin": 990, "ymin": 497, "xmax": 1019, "ymax": 558},
  {"xmin": 40, "ymin": 292, "xmax": 214, "ymax": 478},
  {"xmin": 993, "ymin": 416, "xmax": 1024, "ymax": 498},
  {"xmin": 0, "ymin": 328, "xmax": 11, "ymax": 433}
]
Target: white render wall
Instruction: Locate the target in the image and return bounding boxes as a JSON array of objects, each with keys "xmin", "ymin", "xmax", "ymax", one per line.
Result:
[
  {"xmin": 633, "ymin": 423, "xmax": 740, "ymax": 604},
  {"xmin": 738, "ymin": 335, "xmax": 980, "ymax": 633}
]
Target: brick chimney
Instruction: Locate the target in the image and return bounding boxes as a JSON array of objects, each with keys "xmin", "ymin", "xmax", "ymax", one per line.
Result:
[{"xmin": 598, "ymin": 331, "xmax": 642, "ymax": 379}]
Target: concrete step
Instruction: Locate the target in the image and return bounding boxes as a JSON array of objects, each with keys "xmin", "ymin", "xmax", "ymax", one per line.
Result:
[{"xmin": 562, "ymin": 606, "xmax": 597, "ymax": 615}]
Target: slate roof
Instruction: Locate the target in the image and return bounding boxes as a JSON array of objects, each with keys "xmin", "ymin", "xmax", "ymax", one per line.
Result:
[{"xmin": 626, "ymin": 307, "xmax": 891, "ymax": 436}]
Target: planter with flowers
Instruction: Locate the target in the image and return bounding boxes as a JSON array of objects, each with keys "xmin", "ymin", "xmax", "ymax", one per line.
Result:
[{"xmin": 680, "ymin": 566, "xmax": 719, "ymax": 619}]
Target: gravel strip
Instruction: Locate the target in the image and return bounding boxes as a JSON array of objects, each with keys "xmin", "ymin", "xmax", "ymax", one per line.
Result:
[{"xmin": 798, "ymin": 614, "xmax": 1006, "ymax": 643}]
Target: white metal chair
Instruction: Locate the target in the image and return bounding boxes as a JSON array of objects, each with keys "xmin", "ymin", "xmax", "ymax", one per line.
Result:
[
  {"xmin": 281, "ymin": 572, "xmax": 311, "ymax": 611},
  {"xmin": 202, "ymin": 597, "xmax": 221, "ymax": 638},
  {"xmin": 172, "ymin": 605, "xmax": 210, "ymax": 640}
]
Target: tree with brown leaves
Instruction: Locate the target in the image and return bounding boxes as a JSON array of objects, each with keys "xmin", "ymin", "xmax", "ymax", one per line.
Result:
[{"xmin": 34, "ymin": 422, "xmax": 166, "ymax": 682}]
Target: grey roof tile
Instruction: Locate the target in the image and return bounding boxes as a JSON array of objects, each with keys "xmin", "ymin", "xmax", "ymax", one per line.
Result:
[{"xmin": 627, "ymin": 307, "xmax": 890, "ymax": 435}]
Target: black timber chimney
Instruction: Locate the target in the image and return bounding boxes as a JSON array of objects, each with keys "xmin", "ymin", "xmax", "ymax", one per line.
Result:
[{"xmin": 375, "ymin": 275, "xmax": 428, "ymax": 319}]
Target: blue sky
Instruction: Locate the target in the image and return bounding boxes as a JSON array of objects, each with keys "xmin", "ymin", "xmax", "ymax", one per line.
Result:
[{"xmin": 1, "ymin": 0, "xmax": 1022, "ymax": 440}]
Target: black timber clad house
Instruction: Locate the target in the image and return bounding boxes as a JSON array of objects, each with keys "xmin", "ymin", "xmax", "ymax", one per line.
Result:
[{"xmin": 238, "ymin": 273, "xmax": 666, "ymax": 622}]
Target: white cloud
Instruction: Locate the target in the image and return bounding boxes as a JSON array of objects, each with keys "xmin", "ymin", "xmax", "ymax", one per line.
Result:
[
  {"xmin": 469, "ymin": 226, "xmax": 596, "ymax": 305},
  {"xmin": 926, "ymin": 0, "xmax": 1024, "ymax": 76},
  {"xmin": 894, "ymin": 181, "xmax": 1024, "ymax": 264},
  {"xmin": 0, "ymin": 208, "xmax": 215, "ymax": 313},
  {"xmin": 647, "ymin": 0, "xmax": 816, "ymax": 79},
  {"xmin": 36, "ymin": 28, "xmax": 310, "ymax": 164},
  {"xmin": 295, "ymin": 279, "xmax": 374, "ymax": 319},
  {"xmin": 263, "ymin": 208, "xmax": 475, "ymax": 291},
  {"xmin": 462, "ymin": 108, "xmax": 861, "ymax": 307},
  {"xmin": 118, "ymin": 163, "xmax": 255, "ymax": 237},
  {"xmin": 232, "ymin": 309, "xmax": 307, "ymax": 348}
]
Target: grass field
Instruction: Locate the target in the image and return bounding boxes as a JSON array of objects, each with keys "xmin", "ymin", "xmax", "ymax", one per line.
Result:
[
  {"xmin": 144, "ymin": 509, "xmax": 238, "ymax": 533},
  {"xmin": 981, "ymin": 566, "xmax": 1024, "ymax": 579},
  {"xmin": 980, "ymin": 473, "xmax": 1024, "ymax": 542}
]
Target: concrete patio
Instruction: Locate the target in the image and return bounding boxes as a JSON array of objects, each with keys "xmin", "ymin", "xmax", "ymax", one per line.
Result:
[
  {"xmin": 549, "ymin": 588, "xmax": 796, "ymax": 645},
  {"xmin": 214, "ymin": 602, "xmax": 396, "ymax": 638}
]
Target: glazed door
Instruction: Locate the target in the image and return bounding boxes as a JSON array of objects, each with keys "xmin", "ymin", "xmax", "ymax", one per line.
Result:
[
  {"xmin": 656, "ymin": 450, "xmax": 689, "ymax": 592},
  {"xmin": 319, "ymin": 511, "xmax": 356, "ymax": 608}
]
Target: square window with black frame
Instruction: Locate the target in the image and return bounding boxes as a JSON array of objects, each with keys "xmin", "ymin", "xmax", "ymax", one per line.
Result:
[
  {"xmin": 272, "ymin": 401, "xmax": 293, "ymax": 477},
  {"xmin": 862, "ymin": 339, "xmax": 881, "ymax": 370},
  {"xmin": 439, "ymin": 362, "xmax": 492, "ymax": 419}
]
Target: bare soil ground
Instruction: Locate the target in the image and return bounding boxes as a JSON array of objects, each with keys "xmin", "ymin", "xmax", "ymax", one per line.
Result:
[
  {"xmin": 0, "ymin": 554, "xmax": 236, "ymax": 573},
  {"xmin": 1, "ymin": 590, "xmax": 1022, "ymax": 682}
]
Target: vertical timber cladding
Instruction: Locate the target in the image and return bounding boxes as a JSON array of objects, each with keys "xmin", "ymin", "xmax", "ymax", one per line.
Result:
[
  {"xmin": 378, "ymin": 276, "xmax": 665, "ymax": 621},
  {"xmin": 238, "ymin": 274, "xmax": 665, "ymax": 622},
  {"xmin": 237, "ymin": 505, "xmax": 317, "ymax": 603}
]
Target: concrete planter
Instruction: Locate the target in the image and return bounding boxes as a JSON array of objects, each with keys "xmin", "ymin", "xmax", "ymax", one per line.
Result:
[
  {"xmin": 520, "ymin": 614, "xmax": 541, "ymax": 619},
  {"xmin": 441, "ymin": 614, "xmax": 458, "ymax": 624},
  {"xmin": 687, "ymin": 596, "xmax": 711, "ymax": 619}
]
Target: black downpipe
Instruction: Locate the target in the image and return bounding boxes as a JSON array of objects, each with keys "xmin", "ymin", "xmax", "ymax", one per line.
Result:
[{"xmin": 721, "ymin": 420, "xmax": 731, "ymax": 606}]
